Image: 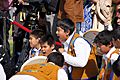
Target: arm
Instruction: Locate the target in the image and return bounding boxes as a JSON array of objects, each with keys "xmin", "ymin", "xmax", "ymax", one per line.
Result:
[
  {"xmin": 0, "ymin": 64, "xmax": 6, "ymax": 80},
  {"xmin": 110, "ymin": 54, "xmax": 119, "ymax": 65},
  {"xmin": 62, "ymin": 38, "xmax": 91, "ymax": 67},
  {"xmin": 58, "ymin": 68, "xmax": 68, "ymax": 80}
]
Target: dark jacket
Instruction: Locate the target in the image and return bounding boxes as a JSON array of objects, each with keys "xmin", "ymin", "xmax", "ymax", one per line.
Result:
[{"xmin": 0, "ymin": 0, "xmax": 9, "ymax": 10}]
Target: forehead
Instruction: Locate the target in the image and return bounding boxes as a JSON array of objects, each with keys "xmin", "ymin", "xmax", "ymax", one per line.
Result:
[
  {"xmin": 57, "ymin": 26, "xmax": 64, "ymax": 30},
  {"xmin": 30, "ymin": 35, "xmax": 36, "ymax": 38},
  {"xmin": 41, "ymin": 42, "xmax": 49, "ymax": 46}
]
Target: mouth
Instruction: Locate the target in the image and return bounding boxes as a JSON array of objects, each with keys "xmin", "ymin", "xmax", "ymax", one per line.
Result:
[
  {"xmin": 57, "ymin": 36, "xmax": 61, "ymax": 40},
  {"xmin": 41, "ymin": 51, "xmax": 46, "ymax": 54}
]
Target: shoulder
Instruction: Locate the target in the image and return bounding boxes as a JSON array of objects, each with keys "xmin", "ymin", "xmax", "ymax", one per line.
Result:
[
  {"xmin": 58, "ymin": 68, "xmax": 68, "ymax": 80},
  {"xmin": 74, "ymin": 37, "xmax": 91, "ymax": 46},
  {"xmin": 110, "ymin": 49, "xmax": 120, "ymax": 60}
]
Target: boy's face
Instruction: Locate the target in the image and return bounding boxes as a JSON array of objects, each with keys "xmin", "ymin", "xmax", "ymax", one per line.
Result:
[
  {"xmin": 29, "ymin": 35, "xmax": 39, "ymax": 48},
  {"xmin": 112, "ymin": 38, "xmax": 120, "ymax": 48},
  {"xmin": 116, "ymin": 4, "xmax": 120, "ymax": 25},
  {"xmin": 96, "ymin": 43, "xmax": 111, "ymax": 54},
  {"xmin": 41, "ymin": 42, "xmax": 54, "ymax": 56},
  {"xmin": 56, "ymin": 27, "xmax": 68, "ymax": 43}
]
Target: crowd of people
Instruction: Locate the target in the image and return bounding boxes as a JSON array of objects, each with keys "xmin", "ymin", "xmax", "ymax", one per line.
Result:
[{"xmin": 0, "ymin": 0, "xmax": 120, "ymax": 80}]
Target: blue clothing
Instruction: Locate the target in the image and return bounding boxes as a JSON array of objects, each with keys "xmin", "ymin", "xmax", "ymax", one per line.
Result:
[{"xmin": 76, "ymin": 1, "xmax": 93, "ymax": 33}]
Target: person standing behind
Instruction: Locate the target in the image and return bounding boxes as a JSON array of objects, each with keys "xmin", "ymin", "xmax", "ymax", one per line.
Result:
[
  {"xmin": 113, "ymin": 1, "xmax": 120, "ymax": 30},
  {"xmin": 57, "ymin": 0, "xmax": 84, "ymax": 35},
  {"xmin": 116, "ymin": 2, "xmax": 120, "ymax": 26},
  {"xmin": 112, "ymin": 28, "xmax": 120, "ymax": 80},
  {"xmin": 112, "ymin": 28, "xmax": 120, "ymax": 49},
  {"xmin": 56, "ymin": 18, "xmax": 98, "ymax": 80},
  {"xmin": 0, "ymin": 0, "xmax": 17, "ymax": 79}
]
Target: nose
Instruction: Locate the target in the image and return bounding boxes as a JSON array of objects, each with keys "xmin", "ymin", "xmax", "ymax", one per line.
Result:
[
  {"xmin": 29, "ymin": 39, "xmax": 31, "ymax": 42},
  {"xmin": 41, "ymin": 47, "xmax": 45, "ymax": 51},
  {"xmin": 56, "ymin": 31, "xmax": 58, "ymax": 35}
]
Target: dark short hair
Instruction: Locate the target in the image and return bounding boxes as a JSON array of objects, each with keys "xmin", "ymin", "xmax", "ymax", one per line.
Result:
[
  {"xmin": 47, "ymin": 52, "xmax": 64, "ymax": 67},
  {"xmin": 112, "ymin": 28, "xmax": 120, "ymax": 41},
  {"xmin": 40, "ymin": 34, "xmax": 55, "ymax": 47},
  {"xmin": 57, "ymin": 18, "xmax": 74, "ymax": 35},
  {"xmin": 116, "ymin": 1, "xmax": 120, "ymax": 5},
  {"xmin": 94, "ymin": 30, "xmax": 113, "ymax": 46},
  {"xmin": 30, "ymin": 29, "xmax": 45, "ymax": 39}
]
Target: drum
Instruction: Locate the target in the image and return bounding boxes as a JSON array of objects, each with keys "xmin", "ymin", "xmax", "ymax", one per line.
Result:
[
  {"xmin": 20, "ymin": 56, "xmax": 47, "ymax": 71},
  {"xmin": 83, "ymin": 29, "xmax": 99, "ymax": 45},
  {"xmin": 83, "ymin": 29, "xmax": 103, "ymax": 56}
]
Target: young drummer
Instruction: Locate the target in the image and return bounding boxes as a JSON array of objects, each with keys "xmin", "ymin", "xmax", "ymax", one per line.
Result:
[
  {"xmin": 9, "ymin": 52, "xmax": 68, "ymax": 80},
  {"xmin": 94, "ymin": 30, "xmax": 119, "ymax": 80},
  {"xmin": 56, "ymin": 18, "xmax": 98, "ymax": 80}
]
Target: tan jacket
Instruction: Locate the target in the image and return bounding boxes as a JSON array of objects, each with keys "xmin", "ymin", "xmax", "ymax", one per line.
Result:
[
  {"xmin": 17, "ymin": 63, "xmax": 59, "ymax": 80},
  {"xmin": 68, "ymin": 33, "xmax": 99, "ymax": 79},
  {"xmin": 58, "ymin": 0, "xmax": 84, "ymax": 23}
]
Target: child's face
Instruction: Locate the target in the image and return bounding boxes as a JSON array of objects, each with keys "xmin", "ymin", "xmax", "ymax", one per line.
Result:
[
  {"xmin": 29, "ymin": 35, "xmax": 40, "ymax": 48},
  {"xmin": 96, "ymin": 43, "xmax": 111, "ymax": 54},
  {"xmin": 116, "ymin": 4, "xmax": 120, "ymax": 25},
  {"xmin": 41, "ymin": 42, "xmax": 54, "ymax": 56},
  {"xmin": 56, "ymin": 27, "xmax": 68, "ymax": 43},
  {"xmin": 112, "ymin": 38, "xmax": 120, "ymax": 48}
]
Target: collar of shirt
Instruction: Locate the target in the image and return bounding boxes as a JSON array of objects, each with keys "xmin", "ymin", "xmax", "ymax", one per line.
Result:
[
  {"xmin": 48, "ymin": 62, "xmax": 55, "ymax": 65},
  {"xmin": 63, "ymin": 31, "xmax": 75, "ymax": 51},
  {"xmin": 105, "ymin": 47, "xmax": 116, "ymax": 59},
  {"xmin": 31, "ymin": 48, "xmax": 41, "ymax": 56},
  {"xmin": 52, "ymin": 49, "xmax": 57, "ymax": 52}
]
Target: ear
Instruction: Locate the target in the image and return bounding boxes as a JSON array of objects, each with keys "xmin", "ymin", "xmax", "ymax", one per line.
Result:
[
  {"xmin": 51, "ymin": 44, "xmax": 55, "ymax": 50},
  {"xmin": 46, "ymin": 58, "xmax": 48, "ymax": 63},
  {"xmin": 117, "ymin": 39, "xmax": 120, "ymax": 41},
  {"xmin": 65, "ymin": 29, "xmax": 70, "ymax": 36},
  {"xmin": 37, "ymin": 38, "xmax": 40, "ymax": 42},
  {"xmin": 109, "ymin": 42, "xmax": 113, "ymax": 48}
]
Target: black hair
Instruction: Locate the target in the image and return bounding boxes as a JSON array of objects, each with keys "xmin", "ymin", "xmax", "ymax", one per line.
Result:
[
  {"xmin": 112, "ymin": 28, "xmax": 120, "ymax": 41},
  {"xmin": 47, "ymin": 52, "xmax": 64, "ymax": 67},
  {"xmin": 30, "ymin": 29, "xmax": 45, "ymax": 39},
  {"xmin": 40, "ymin": 34, "xmax": 55, "ymax": 47},
  {"xmin": 94, "ymin": 30, "xmax": 113, "ymax": 46},
  {"xmin": 57, "ymin": 18, "xmax": 74, "ymax": 35},
  {"xmin": 112, "ymin": 55, "xmax": 120, "ymax": 77},
  {"xmin": 116, "ymin": 2, "xmax": 120, "ymax": 5},
  {"xmin": 112, "ymin": 17, "xmax": 120, "ymax": 30}
]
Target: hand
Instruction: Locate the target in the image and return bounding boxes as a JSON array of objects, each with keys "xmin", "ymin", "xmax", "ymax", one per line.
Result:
[
  {"xmin": 58, "ymin": 48, "xmax": 65, "ymax": 53},
  {"xmin": 18, "ymin": 0, "xmax": 24, "ymax": 4}
]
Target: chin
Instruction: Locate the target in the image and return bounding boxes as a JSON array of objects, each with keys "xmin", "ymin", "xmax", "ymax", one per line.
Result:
[
  {"xmin": 117, "ymin": 23, "xmax": 120, "ymax": 26},
  {"xmin": 59, "ymin": 38, "xmax": 63, "ymax": 42},
  {"xmin": 30, "ymin": 45, "xmax": 33, "ymax": 48}
]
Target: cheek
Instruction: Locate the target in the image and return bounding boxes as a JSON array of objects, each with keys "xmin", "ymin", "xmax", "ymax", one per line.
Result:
[
  {"xmin": 58, "ymin": 31, "xmax": 63, "ymax": 36},
  {"xmin": 117, "ymin": 19, "xmax": 120, "ymax": 25},
  {"xmin": 114, "ymin": 41, "xmax": 120, "ymax": 48},
  {"xmin": 30, "ymin": 42, "xmax": 34, "ymax": 48},
  {"xmin": 29, "ymin": 40, "xmax": 33, "ymax": 45},
  {"xmin": 100, "ymin": 46, "xmax": 107, "ymax": 53}
]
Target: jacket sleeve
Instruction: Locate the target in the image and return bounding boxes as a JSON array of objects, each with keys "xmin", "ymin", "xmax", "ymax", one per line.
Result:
[{"xmin": 62, "ymin": 38, "xmax": 91, "ymax": 67}]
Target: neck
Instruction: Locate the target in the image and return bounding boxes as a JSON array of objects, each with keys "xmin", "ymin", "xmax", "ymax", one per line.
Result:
[{"xmin": 36, "ymin": 44, "xmax": 41, "ymax": 50}]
